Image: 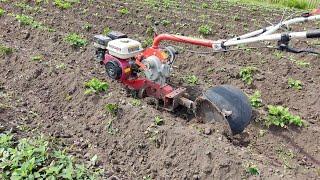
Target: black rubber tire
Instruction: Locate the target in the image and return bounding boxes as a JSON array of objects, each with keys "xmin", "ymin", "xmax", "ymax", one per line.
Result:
[
  {"xmin": 204, "ymin": 85, "xmax": 252, "ymax": 134},
  {"xmin": 105, "ymin": 60, "xmax": 122, "ymax": 80}
]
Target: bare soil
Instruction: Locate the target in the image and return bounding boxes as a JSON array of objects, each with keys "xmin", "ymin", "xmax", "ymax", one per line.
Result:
[{"xmin": 0, "ymin": 0, "xmax": 319, "ymax": 179}]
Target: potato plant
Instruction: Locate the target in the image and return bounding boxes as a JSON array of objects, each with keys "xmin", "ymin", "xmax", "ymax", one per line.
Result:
[
  {"xmin": 105, "ymin": 103, "xmax": 119, "ymax": 117},
  {"xmin": 154, "ymin": 116, "xmax": 164, "ymax": 126},
  {"xmin": 239, "ymin": 66, "xmax": 256, "ymax": 85},
  {"xmin": 53, "ymin": 0, "xmax": 79, "ymax": 9},
  {"xmin": 184, "ymin": 75, "xmax": 199, "ymax": 85},
  {"xmin": 0, "ymin": 133, "xmax": 102, "ymax": 179},
  {"xmin": 249, "ymin": 91, "xmax": 262, "ymax": 108},
  {"xmin": 64, "ymin": 33, "xmax": 88, "ymax": 48},
  {"xmin": 198, "ymin": 24, "xmax": 212, "ymax": 35},
  {"xmin": 288, "ymin": 78, "xmax": 302, "ymax": 90},
  {"xmin": 84, "ymin": 78, "xmax": 109, "ymax": 95},
  {"xmin": 266, "ymin": 105, "xmax": 304, "ymax": 127}
]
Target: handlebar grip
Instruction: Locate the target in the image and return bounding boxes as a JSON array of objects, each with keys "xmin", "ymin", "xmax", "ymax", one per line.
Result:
[{"xmin": 306, "ymin": 30, "xmax": 320, "ymax": 38}]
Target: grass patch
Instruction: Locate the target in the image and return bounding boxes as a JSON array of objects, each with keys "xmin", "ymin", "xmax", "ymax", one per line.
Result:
[
  {"xmin": 266, "ymin": 105, "xmax": 304, "ymax": 128},
  {"xmin": 31, "ymin": 55, "xmax": 43, "ymax": 62},
  {"xmin": 118, "ymin": 7, "xmax": 129, "ymax": 15},
  {"xmin": 0, "ymin": 133, "xmax": 102, "ymax": 179},
  {"xmin": 230, "ymin": 0, "xmax": 319, "ymax": 10}
]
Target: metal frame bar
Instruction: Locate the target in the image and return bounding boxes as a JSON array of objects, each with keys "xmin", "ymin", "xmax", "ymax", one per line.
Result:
[{"xmin": 151, "ymin": 14, "xmax": 320, "ymax": 51}]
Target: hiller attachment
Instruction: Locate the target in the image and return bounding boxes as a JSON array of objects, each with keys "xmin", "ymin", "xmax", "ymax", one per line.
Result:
[
  {"xmin": 195, "ymin": 85, "xmax": 252, "ymax": 135},
  {"xmin": 93, "ymin": 10, "xmax": 320, "ymax": 135}
]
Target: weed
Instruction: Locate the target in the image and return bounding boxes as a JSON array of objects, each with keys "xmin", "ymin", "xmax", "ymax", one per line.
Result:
[
  {"xmin": 14, "ymin": 2, "xmax": 33, "ymax": 11},
  {"xmin": 0, "ymin": 8, "xmax": 5, "ymax": 16},
  {"xmin": 31, "ymin": 55, "xmax": 42, "ymax": 61},
  {"xmin": 143, "ymin": 175, "xmax": 152, "ymax": 180},
  {"xmin": 239, "ymin": 66, "xmax": 256, "ymax": 85},
  {"xmin": 161, "ymin": 19, "xmax": 171, "ymax": 26},
  {"xmin": 198, "ymin": 25, "xmax": 212, "ymax": 35},
  {"xmin": 102, "ymin": 27, "xmax": 111, "ymax": 35},
  {"xmin": 14, "ymin": 14, "xmax": 50, "ymax": 30},
  {"xmin": 247, "ymin": 164, "xmax": 260, "ymax": 175},
  {"xmin": 53, "ymin": 0, "xmax": 78, "ymax": 9},
  {"xmin": 106, "ymin": 120, "xmax": 118, "ymax": 135},
  {"xmin": 131, "ymin": 99, "xmax": 141, "ymax": 106},
  {"xmin": 65, "ymin": 94, "xmax": 72, "ymax": 101},
  {"xmin": 145, "ymin": 127, "xmax": 160, "ymax": 147},
  {"xmin": 64, "ymin": 33, "xmax": 87, "ymax": 48},
  {"xmin": 276, "ymin": 146, "xmax": 295, "ymax": 169},
  {"xmin": 232, "ymin": 0, "xmax": 318, "ymax": 10},
  {"xmin": 15, "ymin": 14, "xmax": 34, "ymax": 25},
  {"xmin": 84, "ymin": 78, "xmax": 109, "ymax": 95},
  {"xmin": 184, "ymin": 75, "xmax": 199, "ymax": 85},
  {"xmin": 0, "ymin": 133, "xmax": 102, "ymax": 179},
  {"xmin": 295, "ymin": 60, "xmax": 310, "ymax": 67},
  {"xmin": 154, "ymin": 116, "xmax": 164, "ymax": 126},
  {"xmin": 288, "ymin": 78, "xmax": 302, "ymax": 90},
  {"xmin": 56, "ymin": 63, "xmax": 67, "ymax": 70},
  {"xmin": 249, "ymin": 91, "xmax": 262, "ymax": 108},
  {"xmin": 232, "ymin": 15, "xmax": 241, "ymax": 21},
  {"xmin": 118, "ymin": 7, "xmax": 129, "ymax": 15},
  {"xmin": 207, "ymin": 67, "xmax": 214, "ymax": 73},
  {"xmin": 266, "ymin": 105, "xmax": 304, "ymax": 128},
  {"xmin": 146, "ymin": 27, "xmax": 154, "ymax": 36},
  {"xmin": 142, "ymin": 37, "xmax": 153, "ymax": 48},
  {"xmin": 201, "ymin": 3, "xmax": 209, "ymax": 8},
  {"xmin": 0, "ymin": 44, "xmax": 13, "ymax": 56},
  {"xmin": 105, "ymin": 103, "xmax": 118, "ymax": 117},
  {"xmin": 83, "ymin": 23, "xmax": 92, "ymax": 31},
  {"xmin": 273, "ymin": 51, "xmax": 284, "ymax": 59},
  {"xmin": 163, "ymin": 0, "xmax": 177, "ymax": 9}
]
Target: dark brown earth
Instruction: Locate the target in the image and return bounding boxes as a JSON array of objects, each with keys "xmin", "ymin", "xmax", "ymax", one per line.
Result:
[{"xmin": 0, "ymin": 0, "xmax": 319, "ymax": 179}]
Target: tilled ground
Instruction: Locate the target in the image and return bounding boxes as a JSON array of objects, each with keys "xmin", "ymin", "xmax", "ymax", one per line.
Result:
[{"xmin": 0, "ymin": 0, "xmax": 319, "ymax": 179}]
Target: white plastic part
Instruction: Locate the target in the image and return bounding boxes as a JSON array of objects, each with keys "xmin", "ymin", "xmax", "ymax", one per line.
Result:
[
  {"xmin": 223, "ymin": 31, "xmax": 307, "ymax": 46},
  {"xmin": 107, "ymin": 38, "xmax": 143, "ymax": 59}
]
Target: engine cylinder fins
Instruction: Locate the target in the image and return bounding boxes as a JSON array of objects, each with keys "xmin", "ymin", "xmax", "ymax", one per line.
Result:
[
  {"xmin": 105, "ymin": 60, "xmax": 122, "ymax": 80},
  {"xmin": 195, "ymin": 85, "xmax": 252, "ymax": 135}
]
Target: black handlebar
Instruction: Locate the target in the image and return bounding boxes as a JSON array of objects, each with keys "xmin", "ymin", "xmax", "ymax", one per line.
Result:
[{"xmin": 307, "ymin": 30, "xmax": 320, "ymax": 38}]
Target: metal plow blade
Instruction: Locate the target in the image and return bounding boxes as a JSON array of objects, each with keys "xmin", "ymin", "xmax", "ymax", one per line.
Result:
[{"xmin": 195, "ymin": 85, "xmax": 252, "ymax": 135}]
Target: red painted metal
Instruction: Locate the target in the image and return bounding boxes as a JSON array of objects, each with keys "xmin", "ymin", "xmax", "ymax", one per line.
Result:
[
  {"xmin": 122, "ymin": 77, "xmax": 175, "ymax": 109},
  {"xmin": 152, "ymin": 34, "xmax": 214, "ymax": 49},
  {"xmin": 312, "ymin": 8, "xmax": 320, "ymax": 15}
]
